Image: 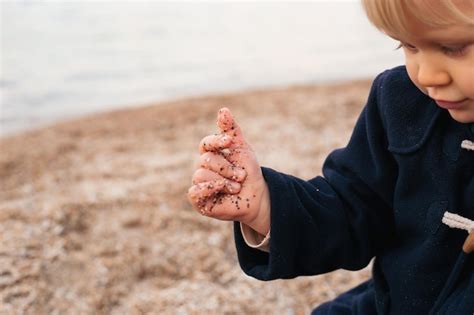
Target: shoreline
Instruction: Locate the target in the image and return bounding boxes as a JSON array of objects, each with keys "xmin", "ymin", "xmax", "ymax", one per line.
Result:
[
  {"xmin": 1, "ymin": 79, "xmax": 373, "ymax": 313},
  {"xmin": 1, "ymin": 78, "xmax": 374, "ymax": 139}
]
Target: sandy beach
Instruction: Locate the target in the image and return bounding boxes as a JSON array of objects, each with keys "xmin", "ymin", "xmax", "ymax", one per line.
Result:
[{"xmin": 1, "ymin": 79, "xmax": 373, "ymax": 314}]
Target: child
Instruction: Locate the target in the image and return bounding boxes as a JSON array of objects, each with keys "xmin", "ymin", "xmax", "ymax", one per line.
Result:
[{"xmin": 187, "ymin": 0, "xmax": 474, "ymax": 313}]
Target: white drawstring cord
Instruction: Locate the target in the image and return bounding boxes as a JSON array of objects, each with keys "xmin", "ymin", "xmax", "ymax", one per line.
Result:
[
  {"xmin": 442, "ymin": 212, "xmax": 474, "ymax": 233},
  {"xmin": 461, "ymin": 139, "xmax": 474, "ymax": 151}
]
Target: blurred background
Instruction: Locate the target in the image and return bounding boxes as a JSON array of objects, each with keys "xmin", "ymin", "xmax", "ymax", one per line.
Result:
[
  {"xmin": 1, "ymin": 1, "xmax": 403, "ymax": 135},
  {"xmin": 1, "ymin": 1, "xmax": 405, "ymax": 314}
]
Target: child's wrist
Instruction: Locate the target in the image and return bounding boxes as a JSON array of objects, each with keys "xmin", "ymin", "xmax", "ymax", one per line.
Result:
[{"xmin": 243, "ymin": 182, "xmax": 270, "ymax": 236}]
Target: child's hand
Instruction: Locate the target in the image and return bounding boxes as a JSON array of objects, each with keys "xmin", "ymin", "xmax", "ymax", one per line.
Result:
[{"xmin": 187, "ymin": 108, "xmax": 270, "ymax": 235}]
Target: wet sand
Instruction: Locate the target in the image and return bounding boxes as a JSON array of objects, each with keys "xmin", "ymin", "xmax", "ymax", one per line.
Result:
[{"xmin": 1, "ymin": 79, "xmax": 373, "ymax": 314}]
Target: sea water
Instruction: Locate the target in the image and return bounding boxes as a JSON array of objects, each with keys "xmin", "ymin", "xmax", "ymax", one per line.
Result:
[{"xmin": 1, "ymin": 1, "xmax": 404, "ymax": 135}]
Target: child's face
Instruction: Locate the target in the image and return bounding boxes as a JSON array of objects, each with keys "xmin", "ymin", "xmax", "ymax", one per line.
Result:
[{"xmin": 395, "ymin": 9, "xmax": 474, "ymax": 123}]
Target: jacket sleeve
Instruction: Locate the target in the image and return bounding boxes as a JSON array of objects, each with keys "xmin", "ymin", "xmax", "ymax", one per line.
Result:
[{"xmin": 234, "ymin": 70, "xmax": 398, "ymax": 280}]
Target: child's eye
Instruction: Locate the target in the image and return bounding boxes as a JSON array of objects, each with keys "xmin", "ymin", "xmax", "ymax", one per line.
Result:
[
  {"xmin": 440, "ymin": 44, "xmax": 469, "ymax": 57},
  {"xmin": 397, "ymin": 42, "xmax": 418, "ymax": 52}
]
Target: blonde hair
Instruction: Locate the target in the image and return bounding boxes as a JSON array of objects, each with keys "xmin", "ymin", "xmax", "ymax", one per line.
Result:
[{"xmin": 361, "ymin": 0, "xmax": 474, "ymax": 39}]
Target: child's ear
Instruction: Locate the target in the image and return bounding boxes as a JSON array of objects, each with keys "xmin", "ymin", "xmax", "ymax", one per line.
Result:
[{"xmin": 462, "ymin": 232, "xmax": 474, "ymax": 254}]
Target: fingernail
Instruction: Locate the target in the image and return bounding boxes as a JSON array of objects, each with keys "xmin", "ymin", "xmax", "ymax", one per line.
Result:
[
  {"xmin": 220, "ymin": 148, "xmax": 231, "ymax": 157},
  {"xmin": 226, "ymin": 180, "xmax": 241, "ymax": 193},
  {"xmin": 220, "ymin": 135, "xmax": 231, "ymax": 145},
  {"xmin": 231, "ymin": 167, "xmax": 246, "ymax": 181}
]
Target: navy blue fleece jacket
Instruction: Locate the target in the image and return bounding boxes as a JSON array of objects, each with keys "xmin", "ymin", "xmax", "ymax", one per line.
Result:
[{"xmin": 233, "ymin": 66, "xmax": 474, "ymax": 314}]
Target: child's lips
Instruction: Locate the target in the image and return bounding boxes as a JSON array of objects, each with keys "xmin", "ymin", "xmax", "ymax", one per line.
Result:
[{"xmin": 435, "ymin": 98, "xmax": 468, "ymax": 110}]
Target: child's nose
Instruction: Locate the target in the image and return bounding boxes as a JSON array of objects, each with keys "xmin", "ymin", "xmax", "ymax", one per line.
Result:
[{"xmin": 416, "ymin": 59, "xmax": 451, "ymax": 88}]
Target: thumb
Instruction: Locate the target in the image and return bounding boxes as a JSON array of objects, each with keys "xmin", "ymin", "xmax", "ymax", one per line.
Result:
[{"xmin": 217, "ymin": 107, "xmax": 246, "ymax": 147}]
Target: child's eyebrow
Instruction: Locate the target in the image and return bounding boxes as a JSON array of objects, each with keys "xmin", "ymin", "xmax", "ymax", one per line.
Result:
[{"xmin": 423, "ymin": 30, "xmax": 474, "ymax": 45}]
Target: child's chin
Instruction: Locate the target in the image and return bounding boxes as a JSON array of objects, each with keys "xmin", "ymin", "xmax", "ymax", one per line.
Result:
[{"xmin": 447, "ymin": 109, "xmax": 474, "ymax": 124}]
